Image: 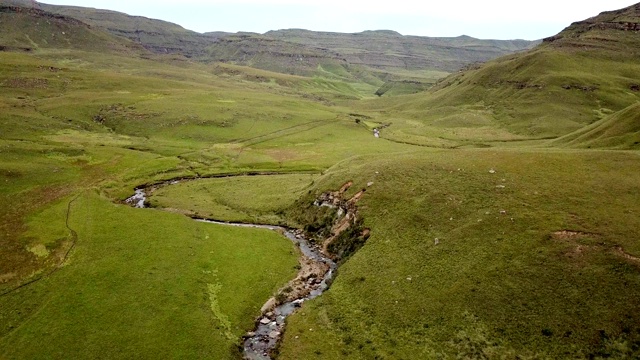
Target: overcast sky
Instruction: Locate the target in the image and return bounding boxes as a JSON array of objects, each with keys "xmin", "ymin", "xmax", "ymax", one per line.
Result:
[{"xmin": 40, "ymin": 0, "xmax": 638, "ymax": 40}]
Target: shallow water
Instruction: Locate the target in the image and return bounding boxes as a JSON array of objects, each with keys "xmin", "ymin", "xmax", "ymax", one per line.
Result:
[{"xmin": 127, "ymin": 187, "xmax": 337, "ymax": 360}]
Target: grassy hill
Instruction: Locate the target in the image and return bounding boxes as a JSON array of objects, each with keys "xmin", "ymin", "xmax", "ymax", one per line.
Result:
[
  {"xmin": 553, "ymin": 102, "xmax": 640, "ymax": 149},
  {"xmin": 0, "ymin": 5, "xmax": 143, "ymax": 53},
  {"xmin": 36, "ymin": 2, "xmax": 213, "ymax": 58},
  {"xmin": 6, "ymin": 1, "xmax": 537, "ymax": 96},
  {"xmin": 205, "ymin": 30, "xmax": 536, "ymax": 94},
  {"xmin": 0, "ymin": 31, "xmax": 382, "ymax": 359},
  {"xmin": 278, "ymin": 149, "xmax": 640, "ymax": 359},
  {"xmin": 0, "ymin": 2, "xmax": 639, "ymax": 359},
  {"xmin": 351, "ymin": 3, "xmax": 640, "ymax": 147}
]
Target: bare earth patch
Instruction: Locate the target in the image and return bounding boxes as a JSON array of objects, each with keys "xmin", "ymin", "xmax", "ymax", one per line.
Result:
[
  {"xmin": 0, "ymin": 272, "xmax": 17, "ymax": 284},
  {"xmin": 277, "ymin": 255, "xmax": 330, "ymax": 305},
  {"xmin": 552, "ymin": 230, "xmax": 593, "ymax": 240},
  {"xmin": 613, "ymin": 246, "xmax": 640, "ymax": 264},
  {"xmin": 552, "ymin": 230, "xmax": 640, "ymax": 265},
  {"xmin": 4, "ymin": 77, "xmax": 49, "ymax": 89},
  {"xmin": 551, "ymin": 230, "xmax": 599, "ymax": 260}
]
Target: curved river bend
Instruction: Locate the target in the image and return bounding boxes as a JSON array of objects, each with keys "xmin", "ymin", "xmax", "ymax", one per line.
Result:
[{"xmin": 126, "ymin": 186, "xmax": 336, "ymax": 360}]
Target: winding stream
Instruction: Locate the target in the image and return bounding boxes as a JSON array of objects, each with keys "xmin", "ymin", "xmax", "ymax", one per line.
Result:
[{"xmin": 126, "ymin": 185, "xmax": 337, "ymax": 360}]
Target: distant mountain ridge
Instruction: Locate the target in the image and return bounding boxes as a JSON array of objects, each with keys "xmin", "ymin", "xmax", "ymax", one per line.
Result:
[
  {"xmin": 265, "ymin": 28, "xmax": 537, "ymax": 72},
  {"xmin": 1, "ymin": 0, "xmax": 537, "ymax": 83},
  {"xmin": 0, "ymin": 4, "xmax": 144, "ymax": 53}
]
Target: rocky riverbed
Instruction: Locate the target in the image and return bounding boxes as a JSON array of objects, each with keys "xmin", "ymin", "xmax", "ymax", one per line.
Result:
[{"xmin": 125, "ymin": 184, "xmax": 340, "ymax": 360}]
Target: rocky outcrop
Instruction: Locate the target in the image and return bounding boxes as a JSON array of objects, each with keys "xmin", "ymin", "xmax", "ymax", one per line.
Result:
[
  {"xmin": 311, "ymin": 181, "xmax": 371, "ymax": 259},
  {"xmin": 0, "ymin": 5, "xmax": 90, "ymax": 28},
  {"xmin": 544, "ymin": 4, "xmax": 640, "ymax": 42}
]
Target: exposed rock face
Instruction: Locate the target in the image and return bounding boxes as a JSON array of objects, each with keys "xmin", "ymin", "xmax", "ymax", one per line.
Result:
[
  {"xmin": 266, "ymin": 29, "xmax": 538, "ymax": 73},
  {"xmin": 544, "ymin": 4, "xmax": 640, "ymax": 42},
  {"xmin": 0, "ymin": 5, "xmax": 89, "ymax": 28},
  {"xmin": 206, "ymin": 35, "xmax": 348, "ymax": 76},
  {"xmin": 269, "ymin": 245, "xmax": 331, "ymax": 305},
  {"xmin": 312, "ymin": 181, "xmax": 371, "ymax": 258}
]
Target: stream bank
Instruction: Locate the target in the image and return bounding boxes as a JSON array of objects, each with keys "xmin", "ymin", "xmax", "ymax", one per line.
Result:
[{"xmin": 125, "ymin": 178, "xmax": 369, "ymax": 360}]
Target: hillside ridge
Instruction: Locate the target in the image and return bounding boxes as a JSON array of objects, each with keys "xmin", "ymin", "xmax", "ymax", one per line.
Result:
[
  {"xmin": 362, "ymin": 1, "xmax": 640, "ymax": 147},
  {"xmin": 5, "ymin": 0, "xmax": 536, "ymax": 76},
  {"xmin": 544, "ymin": 3, "xmax": 640, "ymax": 42}
]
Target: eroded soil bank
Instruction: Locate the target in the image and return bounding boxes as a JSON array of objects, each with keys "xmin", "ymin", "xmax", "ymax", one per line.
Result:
[{"xmin": 126, "ymin": 178, "xmax": 370, "ymax": 360}]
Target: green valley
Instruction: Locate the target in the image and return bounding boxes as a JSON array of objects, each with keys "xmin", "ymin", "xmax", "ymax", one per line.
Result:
[{"xmin": 0, "ymin": 1, "xmax": 639, "ymax": 359}]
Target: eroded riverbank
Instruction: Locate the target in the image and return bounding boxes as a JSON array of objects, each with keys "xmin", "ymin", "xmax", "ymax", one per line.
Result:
[{"xmin": 125, "ymin": 179, "xmax": 359, "ymax": 359}]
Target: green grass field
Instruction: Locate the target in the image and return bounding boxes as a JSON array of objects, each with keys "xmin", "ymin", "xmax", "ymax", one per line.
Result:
[
  {"xmin": 278, "ymin": 149, "xmax": 640, "ymax": 359},
  {"xmin": 2, "ymin": 6, "xmax": 640, "ymax": 358},
  {"xmin": 0, "ymin": 47, "xmax": 416, "ymax": 359},
  {"xmin": 149, "ymin": 173, "xmax": 319, "ymax": 224},
  {"xmin": 1, "ymin": 193, "xmax": 298, "ymax": 359}
]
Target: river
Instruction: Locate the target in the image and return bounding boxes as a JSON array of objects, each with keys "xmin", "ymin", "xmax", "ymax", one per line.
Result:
[{"xmin": 126, "ymin": 184, "xmax": 337, "ymax": 360}]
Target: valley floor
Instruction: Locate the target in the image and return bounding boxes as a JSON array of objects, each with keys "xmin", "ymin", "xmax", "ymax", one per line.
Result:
[{"xmin": 1, "ymin": 48, "xmax": 639, "ymax": 359}]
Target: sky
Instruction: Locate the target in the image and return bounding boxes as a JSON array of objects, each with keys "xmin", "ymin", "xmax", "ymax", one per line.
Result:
[{"xmin": 40, "ymin": 0, "xmax": 639, "ymax": 40}]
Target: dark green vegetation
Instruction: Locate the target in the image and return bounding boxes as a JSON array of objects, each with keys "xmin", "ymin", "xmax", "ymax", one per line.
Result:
[{"xmin": 1, "ymin": 1, "xmax": 640, "ymax": 359}]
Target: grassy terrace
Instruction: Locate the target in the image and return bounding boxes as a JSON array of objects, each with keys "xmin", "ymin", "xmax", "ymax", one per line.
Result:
[{"xmin": 149, "ymin": 174, "xmax": 319, "ymax": 224}]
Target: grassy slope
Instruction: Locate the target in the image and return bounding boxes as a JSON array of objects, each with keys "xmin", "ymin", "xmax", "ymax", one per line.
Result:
[
  {"xmin": 350, "ymin": 45, "xmax": 640, "ymax": 147},
  {"xmin": 275, "ymin": 5, "xmax": 640, "ymax": 358},
  {"xmin": 34, "ymin": 1, "xmax": 213, "ymax": 58},
  {"xmin": 0, "ymin": 193, "xmax": 298, "ymax": 359},
  {"xmin": 347, "ymin": 5, "xmax": 640, "ymax": 148},
  {"xmin": 0, "ymin": 15, "xmax": 413, "ymax": 358},
  {"xmin": 17, "ymin": 2, "xmax": 538, "ymax": 99},
  {"xmin": 204, "ymin": 30, "xmax": 536, "ymax": 97},
  {"xmin": 265, "ymin": 29, "xmax": 537, "ymax": 72},
  {"xmin": 278, "ymin": 149, "xmax": 640, "ymax": 359},
  {"xmin": 0, "ymin": 5, "xmax": 141, "ymax": 53},
  {"xmin": 553, "ymin": 102, "xmax": 640, "ymax": 149}
]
